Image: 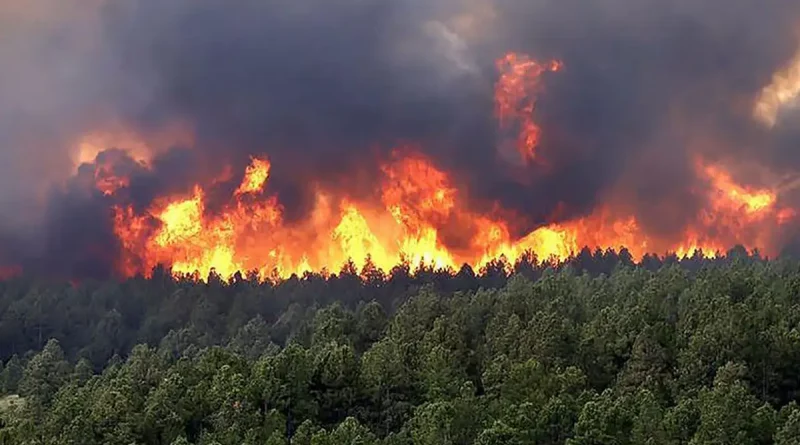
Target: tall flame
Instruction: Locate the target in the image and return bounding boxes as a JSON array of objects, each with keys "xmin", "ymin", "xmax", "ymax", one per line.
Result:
[
  {"xmin": 82, "ymin": 52, "xmax": 796, "ymax": 280},
  {"xmin": 108, "ymin": 149, "xmax": 791, "ymax": 280},
  {"xmin": 235, "ymin": 157, "xmax": 271, "ymax": 195},
  {"xmin": 495, "ymin": 53, "xmax": 562, "ymax": 164}
]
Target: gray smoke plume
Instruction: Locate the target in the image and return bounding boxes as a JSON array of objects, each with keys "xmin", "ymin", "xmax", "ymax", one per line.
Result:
[{"xmin": 1, "ymin": 0, "xmax": 799, "ymax": 278}]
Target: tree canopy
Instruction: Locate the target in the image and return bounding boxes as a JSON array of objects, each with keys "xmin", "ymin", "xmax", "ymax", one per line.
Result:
[{"xmin": 0, "ymin": 247, "xmax": 799, "ymax": 443}]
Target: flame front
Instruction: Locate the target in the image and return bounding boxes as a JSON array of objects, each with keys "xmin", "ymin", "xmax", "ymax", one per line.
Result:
[
  {"xmin": 108, "ymin": 150, "xmax": 791, "ymax": 279},
  {"xmin": 90, "ymin": 52, "xmax": 797, "ymax": 280}
]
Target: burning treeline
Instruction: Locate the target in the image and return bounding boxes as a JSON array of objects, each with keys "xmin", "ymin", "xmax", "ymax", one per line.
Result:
[
  {"xmin": 3, "ymin": 0, "xmax": 800, "ymax": 281},
  {"xmin": 66, "ymin": 50, "xmax": 796, "ymax": 281}
]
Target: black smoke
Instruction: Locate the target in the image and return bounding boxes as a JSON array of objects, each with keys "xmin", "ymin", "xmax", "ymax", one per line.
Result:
[{"xmin": 2, "ymin": 0, "xmax": 800, "ymax": 278}]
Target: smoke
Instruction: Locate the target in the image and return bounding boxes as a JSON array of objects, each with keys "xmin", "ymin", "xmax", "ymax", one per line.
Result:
[
  {"xmin": 0, "ymin": 0, "xmax": 167, "ymax": 272},
  {"xmin": 1, "ymin": 0, "xmax": 800, "ymax": 277}
]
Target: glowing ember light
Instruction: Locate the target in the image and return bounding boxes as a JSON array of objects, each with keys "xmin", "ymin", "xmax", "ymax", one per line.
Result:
[
  {"xmin": 101, "ymin": 149, "xmax": 792, "ymax": 281},
  {"xmin": 495, "ymin": 53, "xmax": 562, "ymax": 163},
  {"xmin": 235, "ymin": 157, "xmax": 271, "ymax": 195},
  {"xmin": 66, "ymin": 50, "xmax": 796, "ymax": 281},
  {"xmin": 702, "ymin": 163, "xmax": 777, "ymax": 214},
  {"xmin": 93, "ymin": 164, "xmax": 130, "ymax": 196}
]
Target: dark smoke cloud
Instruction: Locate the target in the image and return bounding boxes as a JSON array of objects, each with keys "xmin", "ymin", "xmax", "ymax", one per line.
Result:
[
  {"xmin": 2, "ymin": 0, "xmax": 800, "ymax": 277},
  {"xmin": 101, "ymin": 0, "xmax": 491, "ymax": 215},
  {"xmin": 496, "ymin": 0, "xmax": 800, "ymax": 235}
]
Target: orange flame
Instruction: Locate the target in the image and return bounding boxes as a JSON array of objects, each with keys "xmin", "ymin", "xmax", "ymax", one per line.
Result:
[
  {"xmin": 495, "ymin": 53, "xmax": 562, "ymax": 164},
  {"xmin": 106, "ymin": 149, "xmax": 791, "ymax": 280},
  {"xmin": 235, "ymin": 157, "xmax": 271, "ymax": 195},
  {"xmin": 86, "ymin": 51, "xmax": 795, "ymax": 280},
  {"xmin": 702, "ymin": 163, "xmax": 776, "ymax": 215},
  {"xmin": 93, "ymin": 163, "xmax": 130, "ymax": 196}
]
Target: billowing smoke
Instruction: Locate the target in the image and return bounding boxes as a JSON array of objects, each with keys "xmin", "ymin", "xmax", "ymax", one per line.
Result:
[{"xmin": 1, "ymin": 0, "xmax": 800, "ymax": 279}]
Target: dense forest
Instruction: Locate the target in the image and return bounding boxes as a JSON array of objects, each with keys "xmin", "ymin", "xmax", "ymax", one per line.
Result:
[{"xmin": 2, "ymin": 247, "xmax": 800, "ymax": 443}]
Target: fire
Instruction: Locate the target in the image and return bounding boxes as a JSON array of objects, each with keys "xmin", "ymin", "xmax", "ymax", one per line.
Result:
[
  {"xmin": 702, "ymin": 163, "xmax": 776, "ymax": 215},
  {"xmin": 235, "ymin": 157, "xmax": 271, "ymax": 195},
  {"xmin": 114, "ymin": 168, "xmax": 284, "ymax": 278},
  {"xmin": 93, "ymin": 159, "xmax": 130, "ymax": 196},
  {"xmin": 72, "ymin": 51, "xmax": 794, "ymax": 281},
  {"xmin": 495, "ymin": 53, "xmax": 562, "ymax": 164},
  {"xmin": 85, "ymin": 149, "xmax": 145, "ymax": 196},
  {"xmin": 105, "ymin": 149, "xmax": 790, "ymax": 280}
]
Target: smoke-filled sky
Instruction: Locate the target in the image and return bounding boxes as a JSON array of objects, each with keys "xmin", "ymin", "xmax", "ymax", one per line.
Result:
[{"xmin": 1, "ymin": 0, "xmax": 800, "ymax": 278}]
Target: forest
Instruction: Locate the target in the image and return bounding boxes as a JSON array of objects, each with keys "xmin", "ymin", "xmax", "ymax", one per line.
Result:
[{"xmin": 1, "ymin": 247, "xmax": 800, "ymax": 444}]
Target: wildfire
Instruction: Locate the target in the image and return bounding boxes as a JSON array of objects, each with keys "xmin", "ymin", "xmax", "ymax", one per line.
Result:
[
  {"xmin": 93, "ymin": 161, "xmax": 130, "ymax": 196},
  {"xmin": 702, "ymin": 163, "xmax": 776, "ymax": 215},
  {"xmin": 67, "ymin": 51, "xmax": 795, "ymax": 280},
  {"xmin": 235, "ymin": 158, "xmax": 271, "ymax": 195},
  {"xmin": 495, "ymin": 53, "xmax": 562, "ymax": 164},
  {"xmin": 104, "ymin": 149, "xmax": 791, "ymax": 280},
  {"xmin": 85, "ymin": 149, "xmax": 142, "ymax": 196}
]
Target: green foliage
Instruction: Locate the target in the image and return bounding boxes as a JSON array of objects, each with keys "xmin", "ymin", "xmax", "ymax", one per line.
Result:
[
  {"xmin": 0, "ymin": 250, "xmax": 800, "ymax": 443},
  {"xmin": 19, "ymin": 339, "xmax": 70, "ymax": 409},
  {"xmin": 1, "ymin": 356, "xmax": 23, "ymax": 394}
]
